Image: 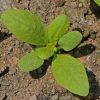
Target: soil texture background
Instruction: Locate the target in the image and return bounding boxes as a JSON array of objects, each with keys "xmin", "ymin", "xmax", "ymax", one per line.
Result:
[{"xmin": 0, "ymin": 0, "xmax": 100, "ymax": 100}]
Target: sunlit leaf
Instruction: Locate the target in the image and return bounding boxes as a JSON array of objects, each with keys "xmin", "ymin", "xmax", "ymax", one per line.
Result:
[
  {"xmin": 18, "ymin": 51, "xmax": 44, "ymax": 72},
  {"xmin": 52, "ymin": 54, "xmax": 89, "ymax": 96},
  {"xmin": 1, "ymin": 9, "xmax": 47, "ymax": 45},
  {"xmin": 35, "ymin": 45, "xmax": 55, "ymax": 59},
  {"xmin": 58, "ymin": 31, "xmax": 82, "ymax": 51},
  {"xmin": 47, "ymin": 14, "xmax": 69, "ymax": 43},
  {"xmin": 94, "ymin": 0, "xmax": 100, "ymax": 6}
]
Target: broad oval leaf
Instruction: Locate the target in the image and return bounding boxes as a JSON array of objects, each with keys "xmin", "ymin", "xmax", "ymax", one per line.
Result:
[
  {"xmin": 1, "ymin": 9, "xmax": 47, "ymax": 45},
  {"xmin": 47, "ymin": 14, "xmax": 69, "ymax": 43},
  {"xmin": 52, "ymin": 54, "xmax": 89, "ymax": 96},
  {"xmin": 58, "ymin": 31, "xmax": 82, "ymax": 51},
  {"xmin": 35, "ymin": 44, "xmax": 55, "ymax": 59},
  {"xmin": 18, "ymin": 51, "xmax": 44, "ymax": 72},
  {"xmin": 94, "ymin": 0, "xmax": 100, "ymax": 6}
]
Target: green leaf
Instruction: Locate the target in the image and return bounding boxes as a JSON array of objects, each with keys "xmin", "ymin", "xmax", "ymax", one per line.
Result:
[
  {"xmin": 1, "ymin": 9, "xmax": 47, "ymax": 45},
  {"xmin": 18, "ymin": 51, "xmax": 44, "ymax": 72},
  {"xmin": 35, "ymin": 44, "xmax": 55, "ymax": 59},
  {"xmin": 52, "ymin": 54, "xmax": 89, "ymax": 96},
  {"xmin": 58, "ymin": 31, "xmax": 82, "ymax": 51},
  {"xmin": 47, "ymin": 14, "xmax": 69, "ymax": 43},
  {"xmin": 94, "ymin": 0, "xmax": 100, "ymax": 6}
]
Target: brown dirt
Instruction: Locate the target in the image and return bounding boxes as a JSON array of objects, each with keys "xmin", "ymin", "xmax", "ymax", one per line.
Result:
[{"xmin": 0, "ymin": 0, "xmax": 100, "ymax": 100}]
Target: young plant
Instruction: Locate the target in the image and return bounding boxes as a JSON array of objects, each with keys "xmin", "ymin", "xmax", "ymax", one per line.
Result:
[
  {"xmin": 1, "ymin": 9, "xmax": 89, "ymax": 96},
  {"xmin": 94, "ymin": 0, "xmax": 100, "ymax": 6}
]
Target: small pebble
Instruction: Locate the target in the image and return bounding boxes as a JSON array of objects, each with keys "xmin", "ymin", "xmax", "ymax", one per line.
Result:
[
  {"xmin": 0, "ymin": 66, "xmax": 9, "ymax": 76},
  {"xmin": 71, "ymin": 2, "xmax": 77, "ymax": 8},
  {"xmin": 8, "ymin": 47, "xmax": 13, "ymax": 52},
  {"xmin": 9, "ymin": 68, "xmax": 16, "ymax": 75},
  {"xmin": 15, "ymin": 40, "xmax": 20, "ymax": 47},
  {"xmin": 96, "ymin": 38, "xmax": 100, "ymax": 44},
  {"xmin": 79, "ymin": 3, "xmax": 83, "ymax": 8},
  {"xmin": 0, "ymin": 81, "xmax": 10, "ymax": 86},
  {"xmin": 56, "ymin": 0, "xmax": 65, "ymax": 7},
  {"xmin": 51, "ymin": 94, "xmax": 59, "ymax": 100},
  {"xmin": 29, "ymin": 95, "xmax": 37, "ymax": 100},
  {"xmin": 0, "ymin": 94, "xmax": 7, "ymax": 100}
]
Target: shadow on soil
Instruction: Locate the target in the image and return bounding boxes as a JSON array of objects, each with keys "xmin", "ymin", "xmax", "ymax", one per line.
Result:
[
  {"xmin": 29, "ymin": 58, "xmax": 52, "ymax": 79},
  {"xmin": 80, "ymin": 71, "xmax": 100, "ymax": 100},
  {"xmin": 0, "ymin": 32, "xmax": 11, "ymax": 42},
  {"xmin": 59, "ymin": 44, "xmax": 96, "ymax": 58},
  {"xmin": 90, "ymin": 0, "xmax": 100, "ymax": 19},
  {"xmin": 0, "ymin": 67, "xmax": 9, "ymax": 77},
  {"xmin": 72, "ymin": 44, "xmax": 96, "ymax": 57}
]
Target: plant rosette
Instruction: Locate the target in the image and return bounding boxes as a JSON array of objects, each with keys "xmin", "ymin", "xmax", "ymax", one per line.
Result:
[{"xmin": 1, "ymin": 9, "xmax": 89, "ymax": 96}]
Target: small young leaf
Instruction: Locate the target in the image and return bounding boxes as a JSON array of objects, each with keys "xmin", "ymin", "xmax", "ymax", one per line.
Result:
[
  {"xmin": 58, "ymin": 31, "xmax": 82, "ymax": 51},
  {"xmin": 47, "ymin": 14, "xmax": 69, "ymax": 43},
  {"xmin": 1, "ymin": 9, "xmax": 47, "ymax": 45},
  {"xmin": 35, "ymin": 45, "xmax": 55, "ymax": 59},
  {"xmin": 52, "ymin": 54, "xmax": 89, "ymax": 96},
  {"xmin": 18, "ymin": 51, "xmax": 44, "ymax": 72},
  {"xmin": 94, "ymin": 0, "xmax": 100, "ymax": 6}
]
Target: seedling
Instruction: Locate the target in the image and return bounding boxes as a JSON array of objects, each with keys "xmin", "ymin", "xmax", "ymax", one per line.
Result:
[
  {"xmin": 94, "ymin": 0, "xmax": 100, "ymax": 6},
  {"xmin": 1, "ymin": 9, "xmax": 89, "ymax": 96}
]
